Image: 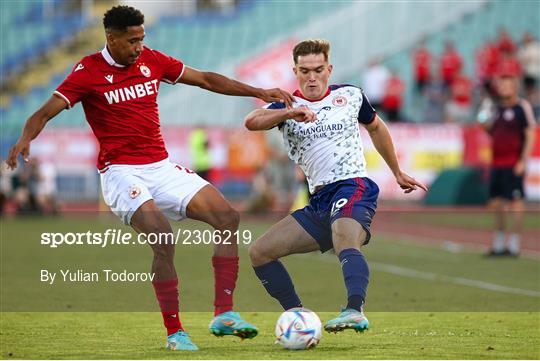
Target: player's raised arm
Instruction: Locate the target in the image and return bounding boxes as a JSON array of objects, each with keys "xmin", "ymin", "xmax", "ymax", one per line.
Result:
[
  {"xmin": 179, "ymin": 66, "xmax": 294, "ymax": 107},
  {"xmin": 363, "ymin": 115, "xmax": 428, "ymax": 193},
  {"xmin": 6, "ymin": 95, "xmax": 67, "ymax": 170},
  {"xmin": 244, "ymin": 106, "xmax": 316, "ymax": 131}
]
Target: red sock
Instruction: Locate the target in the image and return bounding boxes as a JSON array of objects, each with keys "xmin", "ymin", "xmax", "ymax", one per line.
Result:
[
  {"xmin": 212, "ymin": 256, "xmax": 239, "ymax": 316},
  {"xmin": 152, "ymin": 278, "xmax": 183, "ymax": 335}
]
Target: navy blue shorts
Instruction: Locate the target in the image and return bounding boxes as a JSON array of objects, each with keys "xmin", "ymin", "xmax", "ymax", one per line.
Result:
[
  {"xmin": 489, "ymin": 167, "xmax": 525, "ymax": 200},
  {"xmin": 291, "ymin": 177, "xmax": 379, "ymax": 253}
]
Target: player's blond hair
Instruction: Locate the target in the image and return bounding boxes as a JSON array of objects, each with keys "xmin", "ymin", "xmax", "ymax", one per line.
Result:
[{"xmin": 293, "ymin": 39, "xmax": 330, "ymax": 64}]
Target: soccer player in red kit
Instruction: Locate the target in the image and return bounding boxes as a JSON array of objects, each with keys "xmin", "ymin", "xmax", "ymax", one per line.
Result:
[
  {"xmin": 6, "ymin": 6, "xmax": 294, "ymax": 351},
  {"xmin": 481, "ymin": 71, "xmax": 536, "ymax": 257}
]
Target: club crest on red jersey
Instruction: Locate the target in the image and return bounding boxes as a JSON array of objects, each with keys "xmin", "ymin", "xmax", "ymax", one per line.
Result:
[
  {"xmin": 139, "ymin": 65, "xmax": 151, "ymax": 77},
  {"xmin": 503, "ymin": 109, "xmax": 515, "ymax": 121},
  {"xmin": 332, "ymin": 96, "xmax": 347, "ymax": 107}
]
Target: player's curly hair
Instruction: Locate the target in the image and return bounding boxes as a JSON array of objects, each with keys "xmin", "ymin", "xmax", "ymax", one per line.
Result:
[
  {"xmin": 293, "ymin": 39, "xmax": 330, "ymax": 64},
  {"xmin": 103, "ymin": 5, "xmax": 144, "ymax": 32}
]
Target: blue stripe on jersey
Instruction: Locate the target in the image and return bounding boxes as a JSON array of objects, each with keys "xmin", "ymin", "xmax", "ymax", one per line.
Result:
[
  {"xmin": 329, "ymin": 84, "xmax": 357, "ymax": 91},
  {"xmin": 266, "ymin": 101, "xmax": 286, "ymax": 129},
  {"xmin": 267, "ymin": 102, "xmax": 286, "ymax": 110}
]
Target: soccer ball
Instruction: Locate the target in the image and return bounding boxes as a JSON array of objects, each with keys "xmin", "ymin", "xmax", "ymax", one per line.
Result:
[{"xmin": 275, "ymin": 308, "xmax": 322, "ymax": 350}]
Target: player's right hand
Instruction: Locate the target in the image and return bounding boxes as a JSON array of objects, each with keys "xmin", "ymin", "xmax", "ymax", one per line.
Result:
[
  {"xmin": 6, "ymin": 139, "xmax": 30, "ymax": 170},
  {"xmin": 259, "ymin": 88, "xmax": 295, "ymax": 108},
  {"xmin": 288, "ymin": 106, "xmax": 316, "ymax": 123}
]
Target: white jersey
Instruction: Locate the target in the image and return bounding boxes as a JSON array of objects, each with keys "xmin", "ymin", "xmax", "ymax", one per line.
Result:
[{"xmin": 266, "ymin": 84, "xmax": 376, "ymax": 194}]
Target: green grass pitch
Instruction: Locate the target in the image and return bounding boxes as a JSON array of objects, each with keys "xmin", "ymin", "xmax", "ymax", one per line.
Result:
[{"xmin": 1, "ymin": 216, "xmax": 539, "ymax": 359}]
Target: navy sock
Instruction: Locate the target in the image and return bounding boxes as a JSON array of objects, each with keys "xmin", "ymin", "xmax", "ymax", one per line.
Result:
[
  {"xmin": 339, "ymin": 248, "xmax": 369, "ymax": 311},
  {"xmin": 253, "ymin": 260, "xmax": 302, "ymax": 310}
]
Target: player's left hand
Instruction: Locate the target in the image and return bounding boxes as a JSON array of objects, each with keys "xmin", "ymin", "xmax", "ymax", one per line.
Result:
[
  {"xmin": 395, "ymin": 172, "xmax": 428, "ymax": 194},
  {"xmin": 259, "ymin": 88, "xmax": 295, "ymax": 108},
  {"xmin": 513, "ymin": 160, "xmax": 526, "ymax": 176}
]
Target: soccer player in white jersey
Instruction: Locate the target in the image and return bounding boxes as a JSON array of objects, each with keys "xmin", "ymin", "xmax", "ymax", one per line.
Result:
[
  {"xmin": 6, "ymin": 5, "xmax": 294, "ymax": 351},
  {"xmin": 245, "ymin": 40, "xmax": 427, "ymax": 332}
]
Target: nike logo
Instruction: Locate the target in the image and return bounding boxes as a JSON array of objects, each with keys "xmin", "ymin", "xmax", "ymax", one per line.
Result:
[{"xmin": 105, "ymin": 74, "xmax": 114, "ymax": 83}]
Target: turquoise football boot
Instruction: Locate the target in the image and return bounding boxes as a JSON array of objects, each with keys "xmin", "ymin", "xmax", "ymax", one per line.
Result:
[
  {"xmin": 209, "ymin": 311, "xmax": 258, "ymax": 339},
  {"xmin": 324, "ymin": 308, "xmax": 369, "ymax": 333},
  {"xmin": 166, "ymin": 331, "xmax": 199, "ymax": 351}
]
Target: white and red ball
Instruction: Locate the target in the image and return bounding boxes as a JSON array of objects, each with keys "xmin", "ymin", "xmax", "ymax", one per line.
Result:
[{"xmin": 275, "ymin": 308, "xmax": 322, "ymax": 350}]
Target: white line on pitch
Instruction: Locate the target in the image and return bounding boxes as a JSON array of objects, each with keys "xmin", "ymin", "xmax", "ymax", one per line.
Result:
[
  {"xmin": 369, "ymin": 262, "xmax": 540, "ymax": 298},
  {"xmin": 296, "ymin": 252, "xmax": 540, "ymax": 298}
]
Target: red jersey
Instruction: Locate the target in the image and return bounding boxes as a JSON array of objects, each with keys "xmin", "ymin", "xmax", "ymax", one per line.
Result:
[
  {"xmin": 496, "ymin": 56, "xmax": 522, "ymax": 77},
  {"xmin": 476, "ymin": 42, "xmax": 500, "ymax": 81},
  {"xmin": 450, "ymin": 75, "xmax": 472, "ymax": 106},
  {"xmin": 413, "ymin": 47, "xmax": 431, "ymax": 81},
  {"xmin": 497, "ymin": 34, "xmax": 517, "ymax": 54},
  {"xmin": 382, "ymin": 76, "xmax": 405, "ymax": 110},
  {"xmin": 55, "ymin": 46, "xmax": 184, "ymax": 169},
  {"xmin": 491, "ymin": 99, "xmax": 536, "ymax": 167},
  {"xmin": 440, "ymin": 49, "xmax": 462, "ymax": 83}
]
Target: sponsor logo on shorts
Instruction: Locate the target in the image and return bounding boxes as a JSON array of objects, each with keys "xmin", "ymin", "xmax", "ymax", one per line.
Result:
[{"xmin": 129, "ymin": 186, "xmax": 141, "ymax": 199}]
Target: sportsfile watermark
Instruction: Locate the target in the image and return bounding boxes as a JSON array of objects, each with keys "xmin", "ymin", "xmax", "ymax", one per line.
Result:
[
  {"xmin": 3, "ymin": 210, "xmax": 539, "ymax": 312},
  {"xmin": 40, "ymin": 229, "xmax": 253, "ymax": 248}
]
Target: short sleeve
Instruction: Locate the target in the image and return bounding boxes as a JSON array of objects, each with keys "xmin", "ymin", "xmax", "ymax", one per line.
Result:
[
  {"xmin": 264, "ymin": 101, "xmax": 287, "ymax": 129},
  {"xmin": 358, "ymin": 89, "xmax": 377, "ymax": 124},
  {"xmin": 54, "ymin": 61, "xmax": 91, "ymax": 109},
  {"xmin": 152, "ymin": 49, "xmax": 185, "ymax": 84},
  {"xmin": 264, "ymin": 102, "xmax": 286, "ymax": 110},
  {"xmin": 520, "ymin": 99, "xmax": 537, "ymax": 129}
]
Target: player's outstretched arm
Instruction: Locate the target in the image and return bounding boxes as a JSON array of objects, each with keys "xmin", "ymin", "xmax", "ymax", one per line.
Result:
[
  {"xmin": 6, "ymin": 95, "xmax": 66, "ymax": 170},
  {"xmin": 244, "ymin": 106, "xmax": 316, "ymax": 131},
  {"xmin": 179, "ymin": 66, "xmax": 294, "ymax": 107},
  {"xmin": 364, "ymin": 115, "xmax": 428, "ymax": 193}
]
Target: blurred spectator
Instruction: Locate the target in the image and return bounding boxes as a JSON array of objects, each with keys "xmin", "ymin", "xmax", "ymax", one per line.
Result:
[
  {"xmin": 481, "ymin": 73, "xmax": 536, "ymax": 257},
  {"xmin": 36, "ymin": 161, "xmax": 58, "ymax": 214},
  {"xmin": 475, "ymin": 40, "xmax": 500, "ymax": 89},
  {"xmin": 445, "ymin": 70, "xmax": 472, "ymax": 123},
  {"xmin": 497, "ymin": 50, "xmax": 522, "ymax": 78},
  {"xmin": 12, "ymin": 159, "xmax": 41, "ymax": 214},
  {"xmin": 518, "ymin": 32, "xmax": 540, "ymax": 95},
  {"xmin": 440, "ymin": 41, "xmax": 463, "ymax": 88},
  {"xmin": 496, "ymin": 27, "xmax": 517, "ymax": 54},
  {"xmin": 362, "ymin": 59, "xmax": 390, "ymax": 111},
  {"xmin": 382, "ymin": 70, "xmax": 405, "ymax": 122},
  {"xmin": 246, "ymin": 166, "xmax": 275, "ymax": 213},
  {"xmin": 189, "ymin": 127, "xmax": 212, "ymax": 181},
  {"xmin": 422, "ymin": 71, "xmax": 447, "ymax": 122},
  {"xmin": 0, "ymin": 165, "xmax": 8, "ymax": 215},
  {"xmin": 265, "ymin": 130, "xmax": 297, "ymax": 209},
  {"xmin": 412, "ymin": 40, "xmax": 432, "ymax": 94}
]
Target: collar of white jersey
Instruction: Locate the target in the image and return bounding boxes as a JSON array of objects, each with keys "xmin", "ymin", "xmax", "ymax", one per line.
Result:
[
  {"xmin": 293, "ymin": 87, "xmax": 331, "ymax": 102},
  {"xmin": 101, "ymin": 45, "xmax": 126, "ymax": 68}
]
